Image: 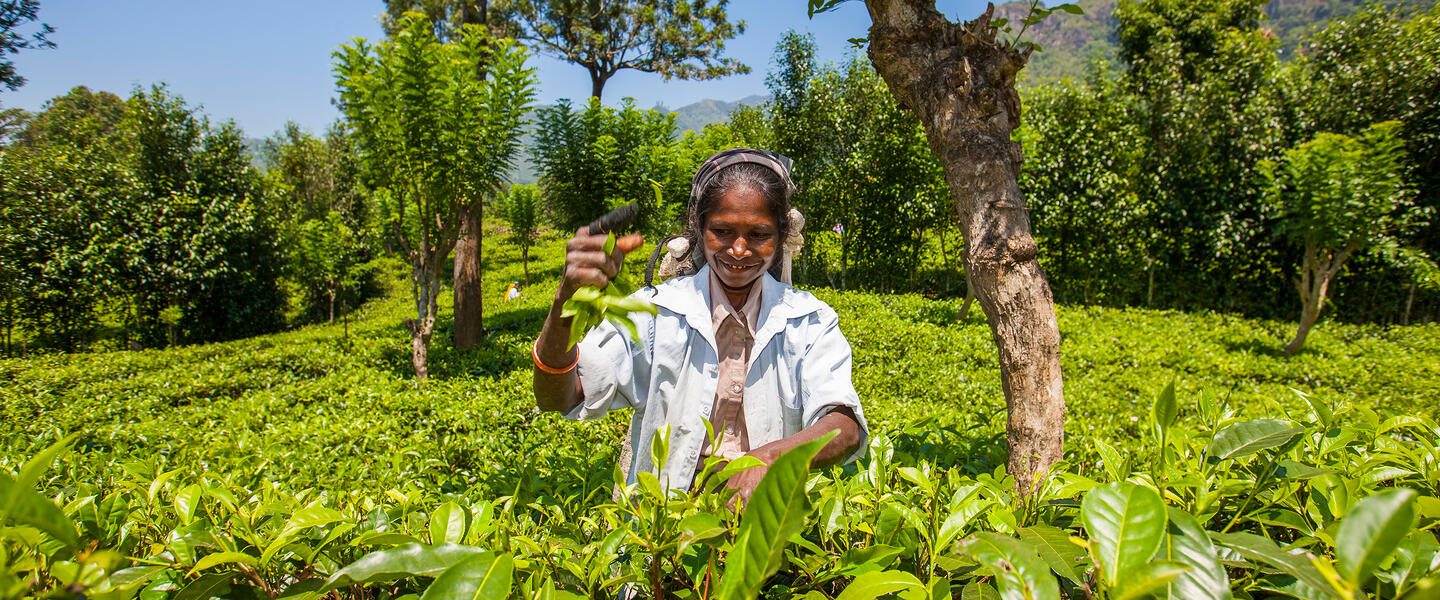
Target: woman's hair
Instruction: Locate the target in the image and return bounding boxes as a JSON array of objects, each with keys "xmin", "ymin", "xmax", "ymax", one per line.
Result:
[{"xmin": 646, "ymin": 159, "xmax": 795, "ymax": 285}]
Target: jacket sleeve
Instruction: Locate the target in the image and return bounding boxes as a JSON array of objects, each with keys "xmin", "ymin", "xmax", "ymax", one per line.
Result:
[
  {"xmin": 564, "ymin": 310, "xmax": 652, "ymax": 421},
  {"xmin": 797, "ymin": 306, "xmax": 869, "ymax": 465}
]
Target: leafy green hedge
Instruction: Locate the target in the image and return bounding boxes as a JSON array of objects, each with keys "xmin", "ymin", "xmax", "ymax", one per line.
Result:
[{"xmin": 2, "ymin": 229, "xmax": 1437, "ymax": 598}]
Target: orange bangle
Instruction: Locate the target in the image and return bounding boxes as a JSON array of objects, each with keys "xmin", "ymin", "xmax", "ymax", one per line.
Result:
[{"xmin": 532, "ymin": 339, "xmax": 579, "ymax": 374}]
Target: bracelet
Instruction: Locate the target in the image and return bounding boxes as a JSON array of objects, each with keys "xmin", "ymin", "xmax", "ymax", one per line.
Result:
[{"xmin": 532, "ymin": 339, "xmax": 579, "ymax": 374}]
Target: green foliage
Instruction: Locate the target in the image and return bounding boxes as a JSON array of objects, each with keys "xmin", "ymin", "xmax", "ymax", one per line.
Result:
[
  {"xmin": 1019, "ymin": 66, "xmax": 1154, "ymax": 306},
  {"xmin": 531, "ymin": 98, "xmax": 685, "ymax": 237},
  {"xmin": 1117, "ymin": 0, "xmax": 1289, "ymax": 311},
  {"xmin": 763, "ymin": 32, "xmax": 950, "ymax": 292},
  {"xmin": 1264, "ymin": 121, "xmax": 1420, "ymax": 254},
  {"xmin": 0, "ymin": 0, "xmax": 53, "ymax": 91},
  {"xmin": 262, "ymin": 122, "xmax": 378, "ymax": 324},
  {"xmin": 0, "ymin": 233, "xmax": 1437, "ymax": 598},
  {"xmin": 13, "ymin": 85, "xmax": 125, "ymax": 149},
  {"xmin": 494, "ymin": 0, "xmax": 749, "ymax": 99},
  {"xmin": 0, "ymin": 84, "xmax": 284, "ymax": 353},
  {"xmin": 334, "ymin": 10, "xmax": 533, "ymax": 376}
]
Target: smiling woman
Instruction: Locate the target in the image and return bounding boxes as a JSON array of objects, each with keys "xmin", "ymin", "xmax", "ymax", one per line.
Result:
[{"xmin": 531, "ymin": 148, "xmax": 868, "ymax": 504}]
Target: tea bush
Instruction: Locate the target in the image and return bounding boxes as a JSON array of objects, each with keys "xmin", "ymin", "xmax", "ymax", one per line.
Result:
[{"xmin": 2, "ymin": 229, "xmax": 1437, "ymax": 598}]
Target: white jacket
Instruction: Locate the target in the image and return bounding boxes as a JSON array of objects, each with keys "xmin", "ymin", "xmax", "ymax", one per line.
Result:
[{"xmin": 567, "ymin": 265, "xmax": 870, "ymax": 491}]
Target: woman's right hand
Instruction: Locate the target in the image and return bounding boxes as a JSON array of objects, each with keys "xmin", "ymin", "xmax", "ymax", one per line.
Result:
[
  {"xmin": 535, "ymin": 228, "xmax": 643, "ymax": 413},
  {"xmin": 558, "ymin": 227, "xmax": 644, "ymax": 302}
]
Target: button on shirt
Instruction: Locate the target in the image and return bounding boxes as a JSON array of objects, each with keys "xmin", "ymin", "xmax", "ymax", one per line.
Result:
[{"xmin": 704, "ymin": 267, "xmax": 763, "ymax": 462}]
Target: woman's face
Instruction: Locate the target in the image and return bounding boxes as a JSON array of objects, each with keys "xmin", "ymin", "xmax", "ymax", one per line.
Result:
[{"xmin": 704, "ymin": 185, "xmax": 780, "ymax": 293}]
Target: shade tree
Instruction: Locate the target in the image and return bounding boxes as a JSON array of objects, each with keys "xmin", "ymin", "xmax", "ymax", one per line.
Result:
[
  {"xmin": 807, "ymin": 0, "xmax": 1067, "ymax": 495},
  {"xmin": 1262, "ymin": 121, "xmax": 1434, "ymax": 354},
  {"xmin": 495, "ymin": 0, "xmax": 749, "ymax": 100},
  {"xmin": 334, "ymin": 12, "xmax": 534, "ymax": 379}
]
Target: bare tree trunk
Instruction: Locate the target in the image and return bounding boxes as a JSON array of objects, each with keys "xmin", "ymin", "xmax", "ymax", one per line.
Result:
[
  {"xmin": 409, "ymin": 260, "xmax": 442, "ymax": 379},
  {"xmin": 453, "ymin": 204, "xmax": 485, "ymax": 348},
  {"xmin": 1403, "ymin": 281, "xmax": 1416, "ymax": 326},
  {"xmin": 866, "ymin": 0, "xmax": 1065, "ymax": 495},
  {"xmin": 1146, "ymin": 260, "xmax": 1155, "ymax": 307},
  {"xmin": 1285, "ymin": 242, "xmax": 1355, "ymax": 355}
]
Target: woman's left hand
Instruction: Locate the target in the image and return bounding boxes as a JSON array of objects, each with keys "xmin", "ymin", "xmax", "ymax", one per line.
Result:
[{"xmin": 725, "ymin": 447, "xmax": 778, "ymax": 509}]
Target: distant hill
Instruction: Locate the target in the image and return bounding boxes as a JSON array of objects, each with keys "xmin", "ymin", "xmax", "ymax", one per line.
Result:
[
  {"xmin": 507, "ymin": 94, "xmax": 770, "ymax": 185},
  {"xmin": 998, "ymin": 0, "xmax": 1426, "ymax": 84},
  {"xmin": 656, "ymin": 94, "xmax": 769, "ymax": 134}
]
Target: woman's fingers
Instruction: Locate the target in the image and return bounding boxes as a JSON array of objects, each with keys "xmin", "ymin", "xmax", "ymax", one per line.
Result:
[
  {"xmin": 564, "ymin": 265, "xmax": 610, "ymax": 290},
  {"xmin": 561, "ymin": 229, "xmax": 644, "ymax": 299}
]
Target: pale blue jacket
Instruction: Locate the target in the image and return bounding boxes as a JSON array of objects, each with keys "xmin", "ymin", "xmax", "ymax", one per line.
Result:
[{"xmin": 567, "ymin": 265, "xmax": 869, "ymax": 491}]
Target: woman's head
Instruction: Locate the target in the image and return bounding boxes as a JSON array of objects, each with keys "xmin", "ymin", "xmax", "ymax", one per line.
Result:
[{"xmin": 686, "ymin": 149, "xmax": 795, "ymax": 281}]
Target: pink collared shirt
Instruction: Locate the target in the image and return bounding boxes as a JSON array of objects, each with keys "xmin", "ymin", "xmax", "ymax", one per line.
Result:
[{"xmin": 703, "ymin": 267, "xmax": 763, "ymax": 461}]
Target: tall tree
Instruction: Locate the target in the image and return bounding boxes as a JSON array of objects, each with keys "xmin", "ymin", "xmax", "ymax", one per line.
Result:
[
  {"xmin": 335, "ymin": 12, "xmax": 533, "ymax": 379},
  {"xmin": 840, "ymin": 0, "xmax": 1066, "ymax": 495},
  {"xmin": 0, "ymin": 0, "xmax": 53, "ymax": 91},
  {"xmin": 382, "ymin": 0, "xmax": 496, "ymax": 350},
  {"xmin": 495, "ymin": 0, "xmax": 748, "ymax": 99}
]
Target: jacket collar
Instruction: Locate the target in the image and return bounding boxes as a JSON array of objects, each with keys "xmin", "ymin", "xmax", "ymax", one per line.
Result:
[{"xmin": 647, "ymin": 264, "xmax": 823, "ymax": 357}]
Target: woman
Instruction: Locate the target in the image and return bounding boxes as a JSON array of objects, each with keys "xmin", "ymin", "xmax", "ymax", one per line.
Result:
[{"xmin": 532, "ymin": 148, "xmax": 867, "ymax": 503}]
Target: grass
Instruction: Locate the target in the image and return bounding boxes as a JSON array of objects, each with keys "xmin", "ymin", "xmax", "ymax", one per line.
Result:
[{"xmin": 2, "ymin": 226, "xmax": 1436, "ymax": 495}]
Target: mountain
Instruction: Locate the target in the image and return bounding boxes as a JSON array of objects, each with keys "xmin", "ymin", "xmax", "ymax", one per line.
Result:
[
  {"xmin": 658, "ymin": 94, "xmax": 769, "ymax": 134},
  {"xmin": 997, "ymin": 0, "xmax": 1426, "ymax": 84}
]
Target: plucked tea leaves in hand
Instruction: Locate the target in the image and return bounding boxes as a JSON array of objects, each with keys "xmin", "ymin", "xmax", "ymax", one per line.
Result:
[{"xmin": 561, "ymin": 232, "xmax": 657, "ymax": 349}]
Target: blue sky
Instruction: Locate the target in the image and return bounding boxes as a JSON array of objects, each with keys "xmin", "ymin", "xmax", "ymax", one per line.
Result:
[{"xmin": 3, "ymin": 0, "xmax": 993, "ymax": 138}]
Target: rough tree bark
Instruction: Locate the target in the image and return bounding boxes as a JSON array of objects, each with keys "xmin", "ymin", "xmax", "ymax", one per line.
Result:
[
  {"xmin": 1285, "ymin": 241, "xmax": 1356, "ymax": 354},
  {"xmin": 453, "ymin": 206, "xmax": 485, "ymax": 348},
  {"xmin": 409, "ymin": 262, "xmax": 442, "ymax": 379},
  {"xmin": 397, "ymin": 219, "xmax": 455, "ymax": 380},
  {"xmin": 451, "ymin": 0, "xmax": 489, "ymax": 350},
  {"xmin": 865, "ymin": 0, "xmax": 1065, "ymax": 495}
]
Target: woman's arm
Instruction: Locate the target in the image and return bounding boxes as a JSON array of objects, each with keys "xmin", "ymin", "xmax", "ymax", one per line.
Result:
[
  {"xmin": 533, "ymin": 228, "xmax": 643, "ymax": 414},
  {"xmin": 724, "ymin": 406, "xmax": 863, "ymax": 505}
]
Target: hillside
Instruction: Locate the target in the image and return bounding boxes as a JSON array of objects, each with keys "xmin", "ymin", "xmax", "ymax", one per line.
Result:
[
  {"xmin": 5, "ymin": 228, "xmax": 1437, "ymax": 598},
  {"xmin": 4, "ymin": 227, "xmax": 1436, "ymax": 491},
  {"xmin": 998, "ymin": 0, "xmax": 1428, "ymax": 83}
]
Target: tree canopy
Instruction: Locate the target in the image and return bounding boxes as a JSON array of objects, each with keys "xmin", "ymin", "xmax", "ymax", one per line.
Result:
[
  {"xmin": 497, "ymin": 0, "xmax": 749, "ymax": 99},
  {"xmin": 334, "ymin": 11, "xmax": 534, "ymax": 378}
]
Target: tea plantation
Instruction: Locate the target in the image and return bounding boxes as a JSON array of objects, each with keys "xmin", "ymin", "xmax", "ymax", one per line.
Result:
[{"xmin": 2, "ymin": 230, "xmax": 1437, "ymax": 599}]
